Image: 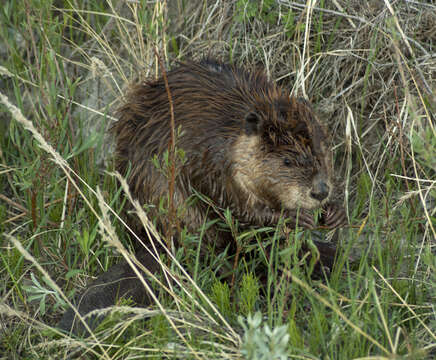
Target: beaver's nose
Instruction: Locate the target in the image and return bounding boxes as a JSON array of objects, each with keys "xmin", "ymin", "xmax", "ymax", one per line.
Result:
[{"xmin": 310, "ymin": 180, "xmax": 329, "ymax": 201}]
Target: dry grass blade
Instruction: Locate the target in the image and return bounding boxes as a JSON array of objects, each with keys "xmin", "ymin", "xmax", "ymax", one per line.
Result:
[
  {"xmin": 373, "ymin": 266, "xmax": 436, "ymax": 343},
  {"xmin": 288, "ymin": 271, "xmax": 390, "ymax": 355},
  {"xmin": 1, "ymin": 1, "xmax": 434, "ymax": 358}
]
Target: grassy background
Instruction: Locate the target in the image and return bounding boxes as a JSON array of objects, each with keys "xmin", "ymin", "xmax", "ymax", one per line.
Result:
[{"xmin": 1, "ymin": 0, "xmax": 435, "ymax": 359}]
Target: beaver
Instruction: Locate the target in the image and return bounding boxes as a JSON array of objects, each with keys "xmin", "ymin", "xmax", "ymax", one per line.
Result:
[{"xmin": 59, "ymin": 59, "xmax": 346, "ymax": 334}]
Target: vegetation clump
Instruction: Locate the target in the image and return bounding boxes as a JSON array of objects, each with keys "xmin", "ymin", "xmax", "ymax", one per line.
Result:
[{"xmin": 0, "ymin": 1, "xmax": 434, "ymax": 358}]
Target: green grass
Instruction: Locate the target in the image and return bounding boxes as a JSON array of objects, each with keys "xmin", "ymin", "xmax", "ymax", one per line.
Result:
[{"xmin": 1, "ymin": 0, "xmax": 435, "ymax": 359}]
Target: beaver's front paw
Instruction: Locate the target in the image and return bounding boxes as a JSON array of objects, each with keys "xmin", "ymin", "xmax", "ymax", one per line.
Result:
[
  {"xmin": 284, "ymin": 208, "xmax": 316, "ymax": 230},
  {"xmin": 321, "ymin": 203, "xmax": 348, "ymax": 229}
]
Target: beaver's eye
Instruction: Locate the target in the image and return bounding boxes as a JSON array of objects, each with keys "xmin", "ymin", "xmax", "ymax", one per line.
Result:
[{"xmin": 283, "ymin": 158, "xmax": 292, "ymax": 166}]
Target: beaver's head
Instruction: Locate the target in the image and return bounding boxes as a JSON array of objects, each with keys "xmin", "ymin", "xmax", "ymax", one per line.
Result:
[{"xmin": 232, "ymin": 97, "xmax": 333, "ymax": 212}]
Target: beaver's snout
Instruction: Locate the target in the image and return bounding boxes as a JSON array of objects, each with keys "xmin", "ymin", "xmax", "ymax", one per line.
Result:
[{"xmin": 310, "ymin": 178, "xmax": 330, "ymax": 201}]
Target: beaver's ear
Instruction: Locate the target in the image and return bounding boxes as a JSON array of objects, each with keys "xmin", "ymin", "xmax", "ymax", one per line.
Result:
[{"xmin": 244, "ymin": 112, "xmax": 262, "ymax": 136}]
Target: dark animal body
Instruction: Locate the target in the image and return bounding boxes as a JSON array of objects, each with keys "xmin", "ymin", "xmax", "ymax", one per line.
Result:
[
  {"xmin": 59, "ymin": 59, "xmax": 346, "ymax": 334},
  {"xmin": 113, "ymin": 60, "xmax": 342, "ymax": 244}
]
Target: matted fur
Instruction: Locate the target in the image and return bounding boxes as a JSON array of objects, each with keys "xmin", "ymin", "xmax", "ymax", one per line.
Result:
[
  {"xmin": 112, "ymin": 59, "xmax": 338, "ymax": 248},
  {"xmin": 59, "ymin": 60, "xmax": 346, "ymax": 334}
]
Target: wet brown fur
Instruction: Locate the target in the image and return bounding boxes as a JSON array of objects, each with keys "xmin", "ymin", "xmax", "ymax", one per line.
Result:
[
  {"xmin": 112, "ymin": 59, "xmax": 337, "ymax": 249},
  {"xmin": 59, "ymin": 59, "xmax": 345, "ymax": 335}
]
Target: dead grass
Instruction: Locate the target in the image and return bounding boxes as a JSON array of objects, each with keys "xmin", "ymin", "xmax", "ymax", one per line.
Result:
[{"xmin": 0, "ymin": 0, "xmax": 435, "ymax": 358}]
